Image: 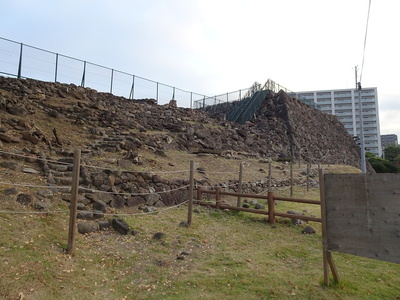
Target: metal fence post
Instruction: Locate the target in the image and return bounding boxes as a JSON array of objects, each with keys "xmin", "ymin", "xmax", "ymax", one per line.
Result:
[
  {"xmin": 129, "ymin": 75, "xmax": 135, "ymax": 99},
  {"xmin": 81, "ymin": 61, "xmax": 86, "ymax": 87},
  {"xmin": 55, "ymin": 53, "xmax": 59, "ymax": 82},
  {"xmin": 156, "ymin": 82, "xmax": 159, "ymax": 103},
  {"xmin": 110, "ymin": 69, "xmax": 114, "ymax": 93},
  {"xmin": 17, "ymin": 43, "xmax": 23, "ymax": 78}
]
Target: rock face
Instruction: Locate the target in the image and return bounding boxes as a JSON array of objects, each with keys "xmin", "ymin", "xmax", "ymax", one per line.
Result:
[
  {"xmin": 0, "ymin": 76, "xmax": 368, "ymax": 216},
  {"xmin": 203, "ymin": 90, "xmax": 363, "ymax": 168},
  {"xmin": 0, "ymin": 76, "xmax": 362, "ymax": 168}
]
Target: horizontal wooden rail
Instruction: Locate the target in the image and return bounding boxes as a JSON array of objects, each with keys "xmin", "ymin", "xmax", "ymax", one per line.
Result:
[
  {"xmin": 194, "ymin": 200, "xmax": 269, "ymax": 215},
  {"xmin": 273, "ymin": 196, "xmax": 320, "ymax": 205},
  {"xmin": 201, "ymin": 189, "xmax": 269, "ymax": 200},
  {"xmin": 199, "ymin": 189, "xmax": 319, "ymax": 205},
  {"xmin": 197, "ymin": 187, "xmax": 322, "ymax": 224},
  {"xmin": 274, "ymin": 212, "xmax": 321, "ymax": 223}
]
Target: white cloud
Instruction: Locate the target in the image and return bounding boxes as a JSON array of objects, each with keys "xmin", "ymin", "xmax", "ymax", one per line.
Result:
[{"xmin": 1, "ymin": 0, "xmax": 399, "ymax": 135}]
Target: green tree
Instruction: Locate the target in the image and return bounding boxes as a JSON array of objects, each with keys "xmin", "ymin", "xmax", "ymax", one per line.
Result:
[
  {"xmin": 368, "ymin": 156, "xmax": 399, "ymax": 173},
  {"xmin": 384, "ymin": 144, "xmax": 400, "ymax": 163},
  {"xmin": 244, "ymin": 81, "xmax": 262, "ymax": 98},
  {"xmin": 365, "ymin": 151, "xmax": 375, "ymax": 159},
  {"xmin": 393, "ymin": 153, "xmax": 400, "ymax": 167}
]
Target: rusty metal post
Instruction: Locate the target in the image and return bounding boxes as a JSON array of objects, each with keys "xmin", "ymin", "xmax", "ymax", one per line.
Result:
[
  {"xmin": 267, "ymin": 191, "xmax": 275, "ymax": 225},
  {"xmin": 187, "ymin": 160, "xmax": 194, "ymax": 226},
  {"xmin": 67, "ymin": 149, "xmax": 81, "ymax": 255},
  {"xmin": 237, "ymin": 162, "xmax": 243, "ymax": 207},
  {"xmin": 216, "ymin": 187, "xmax": 222, "ymax": 209}
]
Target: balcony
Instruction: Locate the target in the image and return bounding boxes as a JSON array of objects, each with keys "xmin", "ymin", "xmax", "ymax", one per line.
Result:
[
  {"xmin": 316, "ymin": 93, "xmax": 331, "ymax": 99},
  {"xmin": 317, "ymin": 99, "xmax": 332, "ymax": 105},
  {"xmin": 335, "ymin": 110, "xmax": 352, "ymax": 115}
]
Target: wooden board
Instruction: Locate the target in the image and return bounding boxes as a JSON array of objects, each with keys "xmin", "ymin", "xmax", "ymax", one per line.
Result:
[{"xmin": 324, "ymin": 173, "xmax": 400, "ymax": 264}]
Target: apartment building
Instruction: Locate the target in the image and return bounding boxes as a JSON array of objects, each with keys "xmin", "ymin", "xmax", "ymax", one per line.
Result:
[
  {"xmin": 294, "ymin": 88, "xmax": 382, "ymax": 157},
  {"xmin": 381, "ymin": 134, "xmax": 398, "ymax": 147}
]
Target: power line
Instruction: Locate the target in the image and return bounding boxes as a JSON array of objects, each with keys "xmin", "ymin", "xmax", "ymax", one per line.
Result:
[{"xmin": 360, "ymin": 0, "xmax": 372, "ymax": 83}]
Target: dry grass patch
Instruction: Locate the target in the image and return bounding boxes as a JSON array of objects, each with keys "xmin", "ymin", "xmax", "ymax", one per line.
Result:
[{"xmin": 1, "ymin": 200, "xmax": 399, "ymax": 299}]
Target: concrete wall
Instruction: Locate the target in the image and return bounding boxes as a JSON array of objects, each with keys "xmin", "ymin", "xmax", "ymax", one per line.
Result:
[{"xmin": 324, "ymin": 173, "xmax": 400, "ymax": 264}]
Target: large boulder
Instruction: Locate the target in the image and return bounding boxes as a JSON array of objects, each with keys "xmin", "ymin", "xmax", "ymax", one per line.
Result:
[
  {"xmin": 112, "ymin": 218, "xmax": 130, "ymax": 235},
  {"xmin": 78, "ymin": 222, "xmax": 100, "ymax": 234}
]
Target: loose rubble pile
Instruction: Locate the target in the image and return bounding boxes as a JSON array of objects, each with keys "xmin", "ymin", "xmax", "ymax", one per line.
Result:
[
  {"xmin": 203, "ymin": 90, "xmax": 363, "ymax": 167},
  {"xmin": 0, "ymin": 76, "xmax": 361, "ymax": 234}
]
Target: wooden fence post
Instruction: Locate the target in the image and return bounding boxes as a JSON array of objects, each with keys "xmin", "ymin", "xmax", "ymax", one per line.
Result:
[
  {"xmin": 298, "ymin": 149, "xmax": 301, "ymax": 167},
  {"xmin": 237, "ymin": 162, "xmax": 243, "ymax": 207},
  {"xmin": 197, "ymin": 186, "xmax": 203, "ymax": 201},
  {"xmin": 319, "ymin": 168, "xmax": 340, "ymax": 285},
  {"xmin": 268, "ymin": 158, "xmax": 272, "ymax": 191},
  {"xmin": 216, "ymin": 187, "xmax": 222, "ymax": 209},
  {"xmin": 187, "ymin": 160, "xmax": 194, "ymax": 226},
  {"xmin": 268, "ymin": 191, "xmax": 275, "ymax": 225},
  {"xmin": 290, "ymin": 160, "xmax": 294, "ymax": 197},
  {"xmin": 67, "ymin": 149, "xmax": 81, "ymax": 255}
]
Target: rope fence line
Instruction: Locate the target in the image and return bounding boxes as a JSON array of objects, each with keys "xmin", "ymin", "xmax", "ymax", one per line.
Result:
[
  {"xmin": 0, "ymin": 181, "xmax": 70, "ymax": 189},
  {"xmin": 0, "ymin": 147, "xmax": 321, "ymax": 195},
  {"xmin": 1, "ymin": 149, "xmax": 323, "ymax": 175},
  {"xmin": 99, "ymin": 200, "xmax": 190, "ymax": 217},
  {"xmin": 0, "ymin": 179, "xmax": 189, "ymax": 197},
  {"xmin": 80, "ymin": 162, "xmax": 188, "ymax": 175},
  {"xmin": 0, "ymin": 200, "xmax": 190, "ymax": 216},
  {"xmin": 1, "ymin": 148, "xmax": 322, "ymax": 206},
  {"xmin": 0, "ymin": 150, "xmax": 70, "ymax": 166},
  {"xmin": 197, "ymin": 180, "xmax": 318, "ymax": 196},
  {"xmin": 205, "ymin": 171, "xmax": 233, "ymax": 175},
  {"xmin": 0, "ymin": 210, "xmax": 69, "ymax": 214},
  {"xmin": 319, "ymin": 150, "xmax": 331, "ymax": 164},
  {"xmin": 0, "ymin": 149, "xmax": 189, "ymax": 175},
  {"xmin": 0, "ymin": 177, "xmax": 308, "ymax": 197},
  {"xmin": 0, "ymin": 148, "xmax": 324, "ymax": 253},
  {"xmin": 78, "ymin": 184, "xmax": 190, "ymax": 196}
]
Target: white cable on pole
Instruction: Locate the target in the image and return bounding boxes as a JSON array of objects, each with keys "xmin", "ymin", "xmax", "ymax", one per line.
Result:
[{"xmin": 360, "ymin": 0, "xmax": 372, "ymax": 83}]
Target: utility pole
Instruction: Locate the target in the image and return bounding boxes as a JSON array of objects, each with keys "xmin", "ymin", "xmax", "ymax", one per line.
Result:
[{"xmin": 355, "ymin": 66, "xmax": 367, "ymax": 173}]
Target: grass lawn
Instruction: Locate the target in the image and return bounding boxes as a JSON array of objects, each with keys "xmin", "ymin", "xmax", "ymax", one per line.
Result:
[{"xmin": 1, "ymin": 185, "xmax": 399, "ymax": 299}]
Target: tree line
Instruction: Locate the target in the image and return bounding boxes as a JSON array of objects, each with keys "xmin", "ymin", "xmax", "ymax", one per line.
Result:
[{"xmin": 367, "ymin": 144, "xmax": 400, "ymax": 173}]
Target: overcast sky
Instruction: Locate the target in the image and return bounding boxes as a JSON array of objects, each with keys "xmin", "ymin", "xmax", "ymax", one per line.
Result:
[{"xmin": 1, "ymin": 0, "xmax": 399, "ymax": 139}]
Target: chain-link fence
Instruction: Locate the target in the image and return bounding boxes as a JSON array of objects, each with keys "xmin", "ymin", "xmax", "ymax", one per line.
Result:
[
  {"xmin": 192, "ymin": 88, "xmax": 252, "ymax": 109},
  {"xmin": 0, "ymin": 37, "xmax": 211, "ymax": 108},
  {"xmin": 0, "ymin": 37, "xmax": 299, "ymax": 110}
]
